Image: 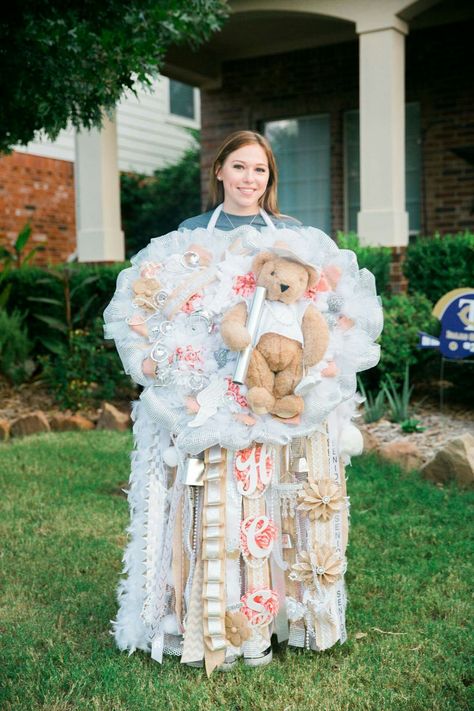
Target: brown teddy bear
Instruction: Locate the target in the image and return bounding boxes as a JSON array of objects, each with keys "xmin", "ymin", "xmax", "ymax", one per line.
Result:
[{"xmin": 221, "ymin": 251, "xmax": 330, "ymax": 419}]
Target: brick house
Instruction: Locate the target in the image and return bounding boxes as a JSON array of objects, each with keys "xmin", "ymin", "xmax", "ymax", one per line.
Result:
[
  {"xmin": 1, "ymin": 0, "xmax": 473, "ymax": 290},
  {"xmin": 0, "ymin": 77, "xmax": 200, "ymax": 264}
]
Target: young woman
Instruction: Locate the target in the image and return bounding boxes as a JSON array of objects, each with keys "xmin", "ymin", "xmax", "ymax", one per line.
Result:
[
  {"xmin": 179, "ymin": 131, "xmax": 299, "ymax": 232},
  {"xmin": 104, "ymin": 130, "xmax": 382, "ymax": 675}
]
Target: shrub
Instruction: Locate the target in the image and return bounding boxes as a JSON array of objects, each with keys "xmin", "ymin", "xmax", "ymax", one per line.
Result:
[
  {"xmin": 2, "ymin": 263, "xmax": 125, "ymax": 353},
  {"xmin": 382, "ymin": 365, "xmax": 413, "ymax": 422},
  {"xmin": 404, "ymin": 232, "xmax": 474, "ymax": 303},
  {"xmin": 0, "ymin": 309, "xmax": 31, "ymax": 383},
  {"xmin": 357, "ymin": 377, "xmax": 386, "ymax": 423},
  {"xmin": 39, "ymin": 318, "xmax": 136, "ymax": 410},
  {"xmin": 377, "ymin": 292, "xmax": 439, "ymax": 385},
  {"xmin": 121, "ymin": 131, "xmax": 201, "ymax": 256},
  {"xmin": 336, "ymin": 232, "xmax": 391, "ymax": 294}
]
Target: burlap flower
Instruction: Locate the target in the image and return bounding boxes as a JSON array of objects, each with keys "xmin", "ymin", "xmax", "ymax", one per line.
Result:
[
  {"xmin": 132, "ymin": 277, "xmax": 162, "ymax": 310},
  {"xmin": 297, "ymin": 479, "xmax": 344, "ymax": 522},
  {"xmin": 225, "ymin": 611, "xmax": 252, "ymax": 647},
  {"xmin": 290, "ymin": 544, "xmax": 344, "ymax": 588}
]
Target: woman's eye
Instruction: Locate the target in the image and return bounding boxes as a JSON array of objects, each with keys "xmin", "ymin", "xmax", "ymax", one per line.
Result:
[{"xmin": 256, "ymin": 168, "xmax": 267, "ymax": 173}]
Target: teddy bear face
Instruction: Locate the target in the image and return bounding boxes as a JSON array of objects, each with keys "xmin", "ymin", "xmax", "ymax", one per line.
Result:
[{"xmin": 255, "ymin": 257, "xmax": 311, "ymax": 304}]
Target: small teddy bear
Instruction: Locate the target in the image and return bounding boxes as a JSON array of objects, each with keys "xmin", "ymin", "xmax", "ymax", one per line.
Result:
[{"xmin": 221, "ymin": 251, "xmax": 330, "ymax": 419}]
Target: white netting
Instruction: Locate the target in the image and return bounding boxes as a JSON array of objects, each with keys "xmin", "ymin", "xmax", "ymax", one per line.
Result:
[{"xmin": 104, "ymin": 224, "xmax": 382, "ymax": 455}]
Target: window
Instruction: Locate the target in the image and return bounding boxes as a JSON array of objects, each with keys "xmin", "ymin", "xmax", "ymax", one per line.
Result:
[
  {"xmin": 344, "ymin": 103, "xmax": 422, "ymax": 234},
  {"xmin": 264, "ymin": 115, "xmax": 331, "ymax": 232},
  {"xmin": 169, "ymin": 80, "xmax": 195, "ymax": 120}
]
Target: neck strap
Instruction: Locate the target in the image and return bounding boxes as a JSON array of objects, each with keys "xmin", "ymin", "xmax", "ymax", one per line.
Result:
[{"xmin": 206, "ymin": 203, "xmax": 275, "ymax": 234}]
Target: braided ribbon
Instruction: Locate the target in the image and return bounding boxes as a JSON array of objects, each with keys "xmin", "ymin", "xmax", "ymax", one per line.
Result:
[{"xmin": 202, "ymin": 445, "xmax": 227, "ymax": 675}]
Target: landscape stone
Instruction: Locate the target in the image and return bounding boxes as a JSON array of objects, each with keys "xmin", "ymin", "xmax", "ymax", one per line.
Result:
[
  {"xmin": 378, "ymin": 439, "xmax": 424, "ymax": 472},
  {"xmin": 96, "ymin": 402, "xmax": 131, "ymax": 431},
  {"xmin": 361, "ymin": 428, "xmax": 379, "ymax": 453},
  {"xmin": 0, "ymin": 419, "xmax": 10, "ymax": 441},
  {"xmin": 50, "ymin": 413, "xmax": 95, "ymax": 432},
  {"xmin": 10, "ymin": 411, "xmax": 51, "ymax": 437},
  {"xmin": 421, "ymin": 433, "xmax": 474, "ymax": 488}
]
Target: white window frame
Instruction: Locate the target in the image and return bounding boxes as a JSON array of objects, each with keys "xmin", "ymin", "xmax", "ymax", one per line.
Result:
[{"xmin": 166, "ymin": 77, "xmax": 200, "ymax": 128}]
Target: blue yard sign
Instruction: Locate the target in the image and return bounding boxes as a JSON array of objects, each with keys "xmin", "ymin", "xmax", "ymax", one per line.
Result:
[{"xmin": 418, "ymin": 288, "xmax": 474, "ymax": 359}]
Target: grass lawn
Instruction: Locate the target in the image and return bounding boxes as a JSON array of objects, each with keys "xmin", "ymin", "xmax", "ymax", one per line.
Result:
[{"xmin": 0, "ymin": 431, "xmax": 472, "ymax": 711}]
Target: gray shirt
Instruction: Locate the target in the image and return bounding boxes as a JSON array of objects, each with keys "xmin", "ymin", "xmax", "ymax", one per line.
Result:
[{"xmin": 178, "ymin": 209, "xmax": 301, "ymax": 232}]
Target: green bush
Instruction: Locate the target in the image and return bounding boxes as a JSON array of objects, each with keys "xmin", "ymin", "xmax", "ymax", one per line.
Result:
[
  {"xmin": 404, "ymin": 232, "xmax": 474, "ymax": 303},
  {"xmin": 121, "ymin": 131, "xmax": 201, "ymax": 256},
  {"xmin": 337, "ymin": 232, "xmax": 391, "ymax": 294},
  {"xmin": 378, "ymin": 291, "xmax": 439, "ymax": 385},
  {"xmin": 2, "ymin": 263, "xmax": 125, "ymax": 352},
  {"xmin": 39, "ymin": 318, "xmax": 136, "ymax": 410},
  {"xmin": 0, "ymin": 309, "xmax": 31, "ymax": 383}
]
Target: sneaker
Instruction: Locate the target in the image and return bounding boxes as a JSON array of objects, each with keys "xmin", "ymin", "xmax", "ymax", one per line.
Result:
[
  {"xmin": 183, "ymin": 655, "xmax": 238, "ymax": 672},
  {"xmin": 217, "ymin": 654, "xmax": 238, "ymax": 672},
  {"xmin": 243, "ymin": 645, "xmax": 273, "ymax": 668}
]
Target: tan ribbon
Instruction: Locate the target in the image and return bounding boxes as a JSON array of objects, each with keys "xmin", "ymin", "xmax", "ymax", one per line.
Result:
[
  {"xmin": 305, "ymin": 426, "xmax": 340, "ymax": 649},
  {"xmin": 202, "ymin": 446, "xmax": 227, "ymax": 676},
  {"xmin": 243, "ymin": 495, "xmax": 271, "ymax": 645}
]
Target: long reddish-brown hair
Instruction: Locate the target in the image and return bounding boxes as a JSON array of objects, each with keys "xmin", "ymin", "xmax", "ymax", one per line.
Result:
[{"xmin": 207, "ymin": 130, "xmax": 281, "ymax": 215}]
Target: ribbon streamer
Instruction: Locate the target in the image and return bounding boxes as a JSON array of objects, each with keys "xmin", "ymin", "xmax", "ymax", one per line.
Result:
[{"xmin": 202, "ymin": 446, "xmax": 227, "ymax": 675}]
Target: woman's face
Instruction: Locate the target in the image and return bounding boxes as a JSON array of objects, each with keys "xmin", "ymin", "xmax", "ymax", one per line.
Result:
[{"xmin": 216, "ymin": 143, "xmax": 270, "ymax": 214}]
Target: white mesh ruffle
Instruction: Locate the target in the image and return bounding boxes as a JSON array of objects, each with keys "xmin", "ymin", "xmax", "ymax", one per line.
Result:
[{"xmin": 103, "ymin": 224, "xmax": 383, "ymax": 456}]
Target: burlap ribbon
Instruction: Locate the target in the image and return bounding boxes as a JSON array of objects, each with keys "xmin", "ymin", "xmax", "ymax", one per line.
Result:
[{"xmin": 305, "ymin": 419, "xmax": 348, "ymax": 649}]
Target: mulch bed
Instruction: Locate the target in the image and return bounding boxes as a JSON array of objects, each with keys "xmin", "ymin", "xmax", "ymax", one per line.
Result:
[
  {"xmin": 361, "ymin": 399, "xmax": 473, "ymax": 466},
  {"xmin": 0, "ymin": 378, "xmax": 134, "ymax": 424}
]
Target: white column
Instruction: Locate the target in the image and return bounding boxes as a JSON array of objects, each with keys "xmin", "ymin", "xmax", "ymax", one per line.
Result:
[
  {"xmin": 74, "ymin": 112, "xmax": 124, "ymax": 262},
  {"xmin": 357, "ymin": 25, "xmax": 409, "ymax": 247}
]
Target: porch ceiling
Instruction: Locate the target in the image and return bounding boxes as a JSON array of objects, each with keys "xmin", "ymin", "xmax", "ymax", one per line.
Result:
[
  {"xmin": 163, "ymin": 0, "xmax": 474, "ymax": 88},
  {"xmin": 163, "ymin": 11, "xmax": 354, "ymax": 88}
]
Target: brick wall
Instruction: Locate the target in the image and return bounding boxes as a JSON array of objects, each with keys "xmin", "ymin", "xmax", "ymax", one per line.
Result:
[
  {"xmin": 200, "ymin": 20, "xmax": 474, "ymax": 238},
  {"xmin": 1, "ymin": 21, "xmax": 471, "ymax": 269},
  {"xmin": 201, "ymin": 39, "xmax": 358, "ymax": 233},
  {"xmin": 0, "ymin": 152, "xmax": 76, "ymax": 265}
]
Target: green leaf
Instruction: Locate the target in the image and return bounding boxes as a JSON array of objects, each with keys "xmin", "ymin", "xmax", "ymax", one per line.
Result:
[
  {"xmin": 27, "ymin": 296, "xmax": 63, "ymax": 307},
  {"xmin": 0, "ymin": 283, "xmax": 12, "ymax": 308},
  {"xmin": 34, "ymin": 276, "xmax": 57, "ymax": 285},
  {"xmin": 14, "ymin": 223, "xmax": 32, "ymax": 253},
  {"xmin": 22, "ymin": 246, "xmax": 46, "ymax": 264},
  {"xmin": 41, "ymin": 338, "xmax": 67, "ymax": 356},
  {"xmin": 70, "ymin": 274, "xmax": 100, "ymax": 297},
  {"xmin": 33, "ymin": 313, "xmax": 68, "ymax": 334},
  {"xmin": 73, "ymin": 293, "xmax": 97, "ymax": 325}
]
